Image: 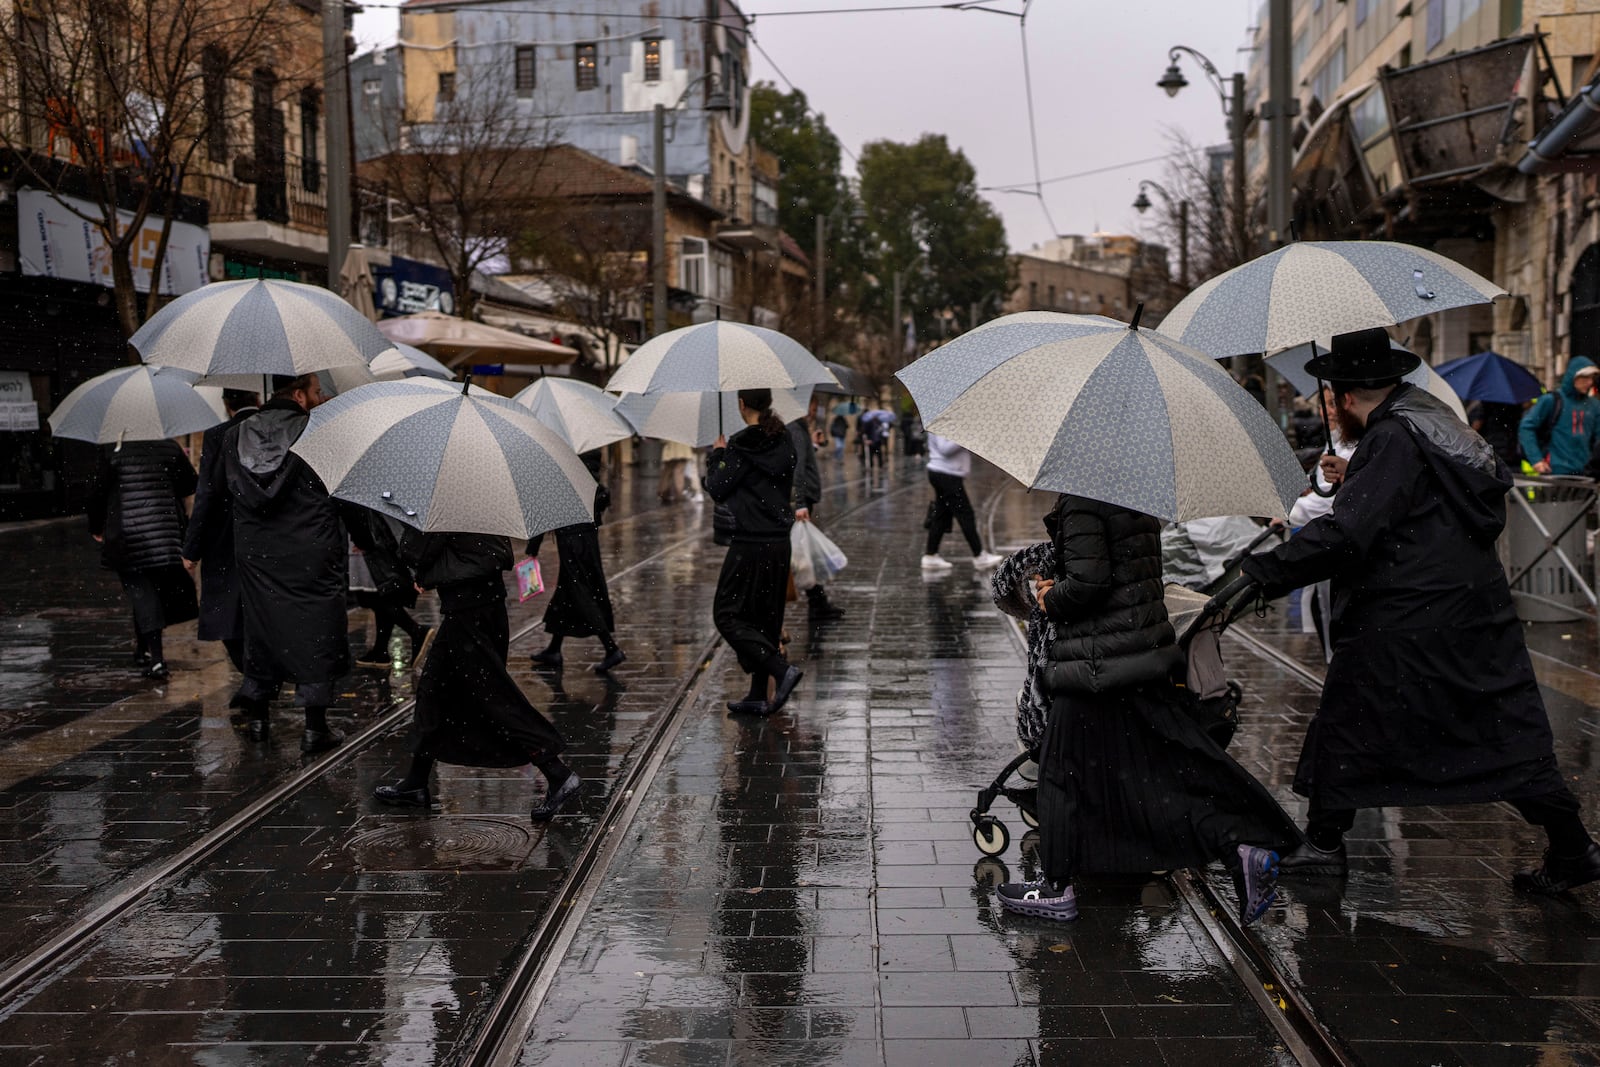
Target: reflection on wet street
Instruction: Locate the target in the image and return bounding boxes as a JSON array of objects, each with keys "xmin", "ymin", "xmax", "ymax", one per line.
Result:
[{"xmin": 0, "ymin": 461, "xmax": 1598, "ymax": 1064}]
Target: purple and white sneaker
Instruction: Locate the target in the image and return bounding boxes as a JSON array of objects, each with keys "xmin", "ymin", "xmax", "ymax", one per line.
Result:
[
  {"xmin": 1236, "ymin": 844, "xmax": 1280, "ymax": 926},
  {"xmin": 997, "ymin": 878, "xmax": 1079, "ymax": 921}
]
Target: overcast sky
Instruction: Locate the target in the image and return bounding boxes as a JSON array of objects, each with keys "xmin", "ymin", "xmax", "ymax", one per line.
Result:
[{"xmin": 353, "ymin": 0, "xmax": 1257, "ymax": 253}]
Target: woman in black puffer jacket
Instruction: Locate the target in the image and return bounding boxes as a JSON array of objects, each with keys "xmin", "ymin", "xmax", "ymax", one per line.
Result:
[
  {"xmin": 87, "ymin": 439, "xmax": 199, "ymax": 679},
  {"xmin": 996, "ymin": 494, "xmax": 1299, "ymax": 927}
]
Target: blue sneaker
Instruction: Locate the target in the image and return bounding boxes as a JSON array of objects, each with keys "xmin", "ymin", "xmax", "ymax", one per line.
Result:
[
  {"xmin": 997, "ymin": 878, "xmax": 1078, "ymax": 921},
  {"xmin": 1236, "ymin": 844, "xmax": 1280, "ymax": 926}
]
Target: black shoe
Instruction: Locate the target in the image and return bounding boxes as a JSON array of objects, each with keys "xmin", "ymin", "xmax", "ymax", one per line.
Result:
[
  {"xmin": 806, "ymin": 592, "xmax": 845, "ymax": 620},
  {"xmin": 143, "ymin": 661, "xmax": 169, "ymax": 681},
  {"xmin": 766, "ymin": 665, "xmax": 804, "ymax": 716},
  {"xmin": 530, "ymin": 648, "xmax": 564, "ymax": 670},
  {"xmin": 246, "ymin": 718, "xmax": 270, "ymax": 744},
  {"xmin": 593, "ymin": 647, "xmax": 626, "ymax": 674},
  {"xmin": 1514, "ymin": 842, "xmax": 1600, "ymax": 895},
  {"xmin": 531, "ymin": 772, "xmax": 581, "ymax": 822},
  {"xmin": 133, "ymin": 650, "xmax": 152, "ymax": 667},
  {"xmin": 355, "ymin": 647, "xmax": 392, "ymax": 668},
  {"xmin": 300, "ymin": 728, "xmax": 343, "ymax": 755},
  {"xmin": 1278, "ymin": 840, "xmax": 1348, "ymax": 877},
  {"xmin": 726, "ymin": 699, "xmax": 768, "ymax": 716},
  {"xmin": 374, "ymin": 782, "xmax": 431, "ymax": 808}
]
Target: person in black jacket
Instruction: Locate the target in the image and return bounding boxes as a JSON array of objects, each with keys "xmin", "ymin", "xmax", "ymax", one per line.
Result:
[
  {"xmin": 182, "ymin": 389, "xmax": 257, "ymax": 671},
  {"xmin": 530, "ymin": 450, "xmax": 624, "ymax": 674},
  {"xmin": 788, "ymin": 411, "xmax": 843, "ymax": 621},
  {"xmin": 373, "ymin": 527, "xmax": 578, "ymax": 822},
  {"xmin": 88, "ymin": 437, "xmax": 199, "ymax": 680},
  {"xmin": 224, "ymin": 375, "xmax": 348, "ymax": 753},
  {"xmin": 343, "ymin": 503, "xmax": 430, "ymax": 669},
  {"xmin": 706, "ymin": 389, "xmax": 804, "ymax": 716},
  {"xmin": 996, "ymin": 493, "xmax": 1298, "ymax": 926}
]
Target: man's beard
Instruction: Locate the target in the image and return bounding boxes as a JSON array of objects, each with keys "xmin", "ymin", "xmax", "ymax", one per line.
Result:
[{"xmin": 1332, "ymin": 401, "xmax": 1365, "ymax": 444}]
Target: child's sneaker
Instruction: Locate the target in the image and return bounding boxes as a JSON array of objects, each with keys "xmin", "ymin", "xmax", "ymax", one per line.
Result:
[
  {"xmin": 997, "ymin": 878, "xmax": 1078, "ymax": 921},
  {"xmin": 1235, "ymin": 844, "xmax": 1280, "ymax": 926}
]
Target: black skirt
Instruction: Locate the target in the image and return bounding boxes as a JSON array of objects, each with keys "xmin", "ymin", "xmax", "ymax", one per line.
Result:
[
  {"xmin": 542, "ymin": 523, "xmax": 614, "ymax": 638},
  {"xmin": 712, "ymin": 539, "xmax": 790, "ymax": 676},
  {"xmin": 1036, "ymin": 682, "xmax": 1300, "ymax": 883},
  {"xmin": 120, "ymin": 565, "xmax": 199, "ymax": 634},
  {"xmin": 413, "ymin": 599, "xmax": 564, "ymax": 768}
]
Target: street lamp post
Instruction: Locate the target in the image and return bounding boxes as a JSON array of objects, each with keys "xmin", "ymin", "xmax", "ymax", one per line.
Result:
[
  {"xmin": 1158, "ymin": 46, "xmax": 1248, "ymax": 262},
  {"xmin": 652, "ymin": 75, "xmax": 730, "ymax": 338},
  {"xmin": 1132, "ymin": 180, "xmax": 1190, "ymax": 290}
]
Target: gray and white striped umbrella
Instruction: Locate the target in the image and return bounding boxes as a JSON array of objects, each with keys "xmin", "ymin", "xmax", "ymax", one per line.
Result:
[
  {"xmin": 325, "ymin": 342, "xmax": 455, "ymax": 396},
  {"xmin": 614, "ymin": 387, "xmax": 810, "ymax": 448},
  {"xmin": 131, "ymin": 279, "xmax": 397, "ymax": 378},
  {"xmin": 895, "ymin": 312, "xmax": 1304, "ymax": 522},
  {"xmin": 1158, "ymin": 241, "xmax": 1505, "ymax": 357},
  {"xmin": 48, "ymin": 365, "xmax": 222, "ymax": 445},
  {"xmin": 513, "ymin": 377, "xmax": 635, "ymax": 454},
  {"xmin": 1266, "ymin": 338, "xmax": 1468, "ymax": 421},
  {"xmin": 605, "ymin": 321, "xmax": 837, "ymax": 395},
  {"xmin": 291, "ymin": 378, "xmax": 595, "ymax": 539}
]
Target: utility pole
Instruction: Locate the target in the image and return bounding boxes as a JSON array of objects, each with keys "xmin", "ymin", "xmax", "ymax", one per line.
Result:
[
  {"xmin": 891, "ymin": 270, "xmax": 902, "ymax": 369},
  {"xmin": 322, "ymin": 0, "xmax": 351, "ymax": 286},
  {"xmin": 1230, "ymin": 71, "xmax": 1248, "ymax": 260},
  {"xmin": 652, "ymin": 103, "xmax": 668, "ymax": 338},
  {"xmin": 1266, "ymin": 0, "xmax": 1295, "ymax": 245},
  {"xmin": 814, "ymin": 212, "xmax": 826, "ymax": 349},
  {"xmin": 1177, "ymin": 199, "xmax": 1190, "ymax": 289}
]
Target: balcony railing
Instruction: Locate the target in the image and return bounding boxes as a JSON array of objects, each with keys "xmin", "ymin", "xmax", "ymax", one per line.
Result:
[{"xmin": 186, "ymin": 151, "xmax": 328, "ymax": 232}]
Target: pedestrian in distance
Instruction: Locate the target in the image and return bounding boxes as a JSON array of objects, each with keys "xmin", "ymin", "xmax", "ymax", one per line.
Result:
[
  {"xmin": 658, "ymin": 439, "xmax": 695, "ymax": 504},
  {"xmin": 788, "ymin": 407, "xmax": 844, "ymax": 622},
  {"xmin": 859, "ymin": 401, "xmax": 895, "ymax": 471},
  {"xmin": 530, "ymin": 450, "xmax": 626, "ymax": 675},
  {"xmin": 706, "ymin": 388, "xmax": 804, "ymax": 717},
  {"xmin": 182, "ymin": 388, "xmax": 258, "ymax": 672},
  {"xmin": 342, "ymin": 503, "xmax": 431, "ymax": 669},
  {"xmin": 1517, "ymin": 356, "xmax": 1600, "ymax": 475},
  {"xmin": 921, "ymin": 432, "xmax": 1003, "ymax": 572},
  {"xmin": 828, "ymin": 409, "xmax": 849, "ymax": 458},
  {"xmin": 374, "ymin": 528, "xmax": 579, "ymax": 822},
  {"xmin": 88, "ymin": 436, "xmax": 199, "ymax": 681},
  {"xmin": 1242, "ymin": 328, "xmax": 1600, "ymax": 894},
  {"xmin": 223, "ymin": 374, "xmax": 348, "ymax": 754},
  {"xmin": 996, "ymin": 493, "xmax": 1299, "ymax": 926}
]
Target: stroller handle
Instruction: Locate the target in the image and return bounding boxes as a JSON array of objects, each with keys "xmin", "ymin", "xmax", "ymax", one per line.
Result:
[{"xmin": 1180, "ymin": 574, "xmax": 1261, "ymax": 645}]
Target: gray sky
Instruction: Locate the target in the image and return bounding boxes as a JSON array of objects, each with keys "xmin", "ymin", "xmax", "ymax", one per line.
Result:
[{"xmin": 353, "ymin": 0, "xmax": 1256, "ymax": 252}]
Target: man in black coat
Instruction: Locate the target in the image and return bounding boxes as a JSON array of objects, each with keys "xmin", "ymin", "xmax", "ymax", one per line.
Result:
[
  {"xmin": 1242, "ymin": 328, "xmax": 1600, "ymax": 895},
  {"xmin": 183, "ymin": 389, "xmax": 258, "ymax": 671},
  {"xmin": 223, "ymin": 375, "xmax": 348, "ymax": 754}
]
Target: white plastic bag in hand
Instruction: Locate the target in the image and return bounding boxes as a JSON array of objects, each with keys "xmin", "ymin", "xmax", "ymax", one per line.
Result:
[
  {"xmin": 790, "ymin": 523, "xmax": 817, "ymax": 590},
  {"xmin": 794, "ymin": 522, "xmax": 848, "ymax": 587}
]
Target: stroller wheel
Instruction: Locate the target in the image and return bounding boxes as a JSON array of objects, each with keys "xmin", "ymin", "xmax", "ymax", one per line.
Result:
[
  {"xmin": 972, "ymin": 816, "xmax": 1010, "ymax": 857},
  {"xmin": 1019, "ymin": 806, "xmax": 1039, "ymax": 829},
  {"xmin": 973, "ymin": 857, "xmax": 1009, "ymax": 890}
]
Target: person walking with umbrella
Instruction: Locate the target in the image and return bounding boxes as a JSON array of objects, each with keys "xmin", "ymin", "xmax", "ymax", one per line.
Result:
[
  {"xmin": 1241, "ymin": 328, "xmax": 1600, "ymax": 893},
  {"xmin": 183, "ymin": 389, "xmax": 259, "ymax": 671},
  {"xmin": 706, "ymin": 388, "xmax": 805, "ymax": 716},
  {"xmin": 530, "ymin": 449, "xmax": 625, "ymax": 674},
  {"xmin": 87, "ymin": 436, "xmax": 200, "ymax": 681}
]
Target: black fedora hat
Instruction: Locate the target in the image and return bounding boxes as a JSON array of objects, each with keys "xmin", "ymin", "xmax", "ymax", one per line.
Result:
[{"xmin": 1304, "ymin": 327, "xmax": 1420, "ymax": 385}]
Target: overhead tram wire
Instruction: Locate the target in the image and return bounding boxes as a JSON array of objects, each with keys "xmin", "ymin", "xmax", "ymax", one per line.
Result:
[{"xmin": 1013, "ymin": 0, "xmax": 1059, "ymax": 237}]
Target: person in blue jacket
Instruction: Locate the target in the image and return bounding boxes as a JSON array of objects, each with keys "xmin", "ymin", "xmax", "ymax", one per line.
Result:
[{"xmin": 1518, "ymin": 356, "xmax": 1600, "ymax": 474}]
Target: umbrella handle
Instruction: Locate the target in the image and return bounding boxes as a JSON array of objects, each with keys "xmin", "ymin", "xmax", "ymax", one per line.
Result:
[{"xmin": 1311, "ymin": 377, "xmax": 1337, "ymax": 498}]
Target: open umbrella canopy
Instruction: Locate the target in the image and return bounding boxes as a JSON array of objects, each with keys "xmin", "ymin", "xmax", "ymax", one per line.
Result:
[
  {"xmin": 605, "ymin": 321, "xmax": 837, "ymax": 395},
  {"xmin": 131, "ymin": 279, "xmax": 397, "ymax": 379},
  {"xmin": 513, "ymin": 377, "xmax": 635, "ymax": 454},
  {"xmin": 325, "ymin": 342, "xmax": 456, "ymax": 396},
  {"xmin": 291, "ymin": 378, "xmax": 595, "ymax": 539},
  {"xmin": 1266, "ymin": 340, "xmax": 1468, "ymax": 421},
  {"xmin": 1157, "ymin": 241, "xmax": 1505, "ymax": 357},
  {"xmin": 895, "ymin": 312, "xmax": 1304, "ymax": 522},
  {"xmin": 48, "ymin": 365, "xmax": 223, "ymax": 445},
  {"xmin": 377, "ymin": 311, "xmax": 577, "ymax": 367},
  {"xmin": 814, "ymin": 361, "xmax": 872, "ymax": 397},
  {"xmin": 1433, "ymin": 350, "xmax": 1543, "ymax": 404},
  {"xmin": 614, "ymin": 387, "xmax": 809, "ymax": 448}
]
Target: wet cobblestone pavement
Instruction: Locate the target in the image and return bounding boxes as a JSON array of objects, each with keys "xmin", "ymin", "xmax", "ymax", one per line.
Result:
[{"xmin": 1, "ymin": 458, "xmax": 1599, "ymax": 1065}]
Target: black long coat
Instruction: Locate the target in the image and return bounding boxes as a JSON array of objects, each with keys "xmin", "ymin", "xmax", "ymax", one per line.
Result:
[
  {"xmin": 535, "ymin": 450, "xmax": 614, "ymax": 638},
  {"xmin": 87, "ymin": 439, "xmax": 197, "ymax": 572},
  {"xmin": 224, "ymin": 400, "xmax": 349, "ymax": 685},
  {"xmin": 183, "ymin": 407, "xmax": 256, "ymax": 641},
  {"xmin": 1242, "ymin": 384, "xmax": 1566, "ymax": 810}
]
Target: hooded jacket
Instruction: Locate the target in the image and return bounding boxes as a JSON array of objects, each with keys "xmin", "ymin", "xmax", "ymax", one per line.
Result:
[
  {"xmin": 705, "ymin": 424, "xmax": 796, "ymax": 543},
  {"xmin": 87, "ymin": 439, "xmax": 197, "ymax": 572},
  {"xmin": 1242, "ymin": 383, "xmax": 1562, "ymax": 808},
  {"xmin": 1517, "ymin": 356, "xmax": 1600, "ymax": 474}
]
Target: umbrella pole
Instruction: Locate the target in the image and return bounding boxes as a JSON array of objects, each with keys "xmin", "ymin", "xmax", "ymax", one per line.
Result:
[{"xmin": 1311, "ymin": 377, "xmax": 1337, "ymax": 498}]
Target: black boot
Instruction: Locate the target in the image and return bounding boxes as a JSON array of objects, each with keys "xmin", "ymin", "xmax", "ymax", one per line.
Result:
[
  {"xmin": 1277, "ymin": 839, "xmax": 1348, "ymax": 877},
  {"xmin": 806, "ymin": 586, "xmax": 845, "ymax": 621},
  {"xmin": 1514, "ymin": 842, "xmax": 1600, "ymax": 894}
]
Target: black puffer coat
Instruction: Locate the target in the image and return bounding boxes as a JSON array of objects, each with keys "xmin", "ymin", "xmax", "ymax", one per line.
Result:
[
  {"xmin": 1039, "ymin": 494, "xmax": 1181, "ymax": 695},
  {"xmin": 87, "ymin": 439, "xmax": 198, "ymax": 572}
]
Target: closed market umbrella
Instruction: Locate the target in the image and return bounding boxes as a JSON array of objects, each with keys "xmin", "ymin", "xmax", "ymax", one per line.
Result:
[
  {"xmin": 513, "ymin": 376, "xmax": 635, "ymax": 454},
  {"xmin": 338, "ymin": 245, "xmax": 379, "ymax": 323},
  {"xmin": 1267, "ymin": 339, "xmax": 1469, "ymax": 420},
  {"xmin": 605, "ymin": 321, "xmax": 837, "ymax": 395},
  {"xmin": 291, "ymin": 378, "xmax": 596, "ymax": 539},
  {"xmin": 1157, "ymin": 241, "xmax": 1505, "ymax": 357},
  {"xmin": 614, "ymin": 387, "xmax": 809, "ymax": 448},
  {"xmin": 130, "ymin": 278, "xmax": 397, "ymax": 381},
  {"xmin": 1433, "ymin": 350, "xmax": 1543, "ymax": 405},
  {"xmin": 895, "ymin": 311, "xmax": 1304, "ymax": 522},
  {"xmin": 48, "ymin": 365, "xmax": 223, "ymax": 445}
]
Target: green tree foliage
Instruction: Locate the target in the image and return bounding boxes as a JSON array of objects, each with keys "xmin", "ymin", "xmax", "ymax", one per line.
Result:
[{"xmin": 749, "ymin": 83, "xmax": 847, "ymax": 248}]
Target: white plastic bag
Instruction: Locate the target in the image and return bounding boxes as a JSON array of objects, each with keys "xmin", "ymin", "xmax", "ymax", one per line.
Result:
[{"xmin": 791, "ymin": 522, "xmax": 848, "ymax": 590}]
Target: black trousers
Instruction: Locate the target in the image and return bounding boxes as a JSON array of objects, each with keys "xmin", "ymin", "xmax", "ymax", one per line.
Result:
[
  {"xmin": 1308, "ymin": 787, "xmax": 1592, "ymax": 854},
  {"xmin": 713, "ymin": 539, "xmax": 790, "ymax": 678},
  {"xmin": 926, "ymin": 471, "xmax": 981, "ymax": 556}
]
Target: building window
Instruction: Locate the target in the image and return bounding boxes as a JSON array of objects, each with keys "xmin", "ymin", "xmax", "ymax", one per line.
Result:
[
  {"xmin": 1354, "ymin": 0, "xmax": 1370, "ymax": 26},
  {"xmin": 299, "ymin": 89, "xmax": 320, "ymax": 193},
  {"xmin": 437, "ymin": 71, "xmax": 456, "ymax": 102},
  {"xmin": 515, "ymin": 45, "xmax": 536, "ymax": 95},
  {"xmin": 575, "ymin": 43, "xmax": 597, "ymax": 90},
  {"xmin": 1310, "ymin": 43, "xmax": 1345, "ymax": 106},
  {"xmin": 1428, "ymin": 0, "xmax": 1483, "ymax": 51},
  {"xmin": 1029, "ymin": 281, "xmax": 1038, "ymax": 306},
  {"xmin": 680, "ymin": 237, "xmax": 708, "ymax": 295},
  {"xmin": 643, "ymin": 38, "xmax": 661, "ymax": 83},
  {"xmin": 362, "ymin": 79, "xmax": 382, "ymax": 109},
  {"xmin": 1065, "ymin": 289, "xmax": 1074, "ymax": 308},
  {"xmin": 203, "ymin": 47, "xmax": 228, "ymax": 161},
  {"xmin": 1046, "ymin": 284, "xmax": 1056, "ymax": 308}
]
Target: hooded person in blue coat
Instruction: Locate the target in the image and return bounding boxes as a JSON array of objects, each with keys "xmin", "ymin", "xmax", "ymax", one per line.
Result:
[{"xmin": 1517, "ymin": 356, "xmax": 1600, "ymax": 474}]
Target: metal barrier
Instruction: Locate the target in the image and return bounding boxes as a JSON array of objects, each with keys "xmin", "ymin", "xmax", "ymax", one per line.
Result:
[{"xmin": 1502, "ymin": 476, "xmax": 1597, "ymax": 622}]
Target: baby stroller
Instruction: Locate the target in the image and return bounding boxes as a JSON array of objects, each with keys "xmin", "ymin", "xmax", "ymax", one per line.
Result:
[{"xmin": 971, "ymin": 550, "xmax": 1264, "ymax": 859}]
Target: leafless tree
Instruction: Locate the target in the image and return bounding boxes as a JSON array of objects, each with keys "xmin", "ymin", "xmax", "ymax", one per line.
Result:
[
  {"xmin": 1150, "ymin": 129, "xmax": 1268, "ymax": 285},
  {"xmin": 522, "ymin": 199, "xmax": 648, "ymax": 375},
  {"xmin": 362, "ymin": 63, "xmax": 562, "ymax": 322},
  {"xmin": 0, "ymin": 0, "xmax": 282, "ymax": 342}
]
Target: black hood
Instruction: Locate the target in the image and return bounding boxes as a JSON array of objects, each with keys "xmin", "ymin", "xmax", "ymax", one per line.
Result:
[
  {"xmin": 232, "ymin": 400, "xmax": 313, "ymax": 511},
  {"xmin": 1376, "ymin": 383, "xmax": 1511, "ymax": 543},
  {"xmin": 729, "ymin": 424, "xmax": 793, "ymax": 475}
]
